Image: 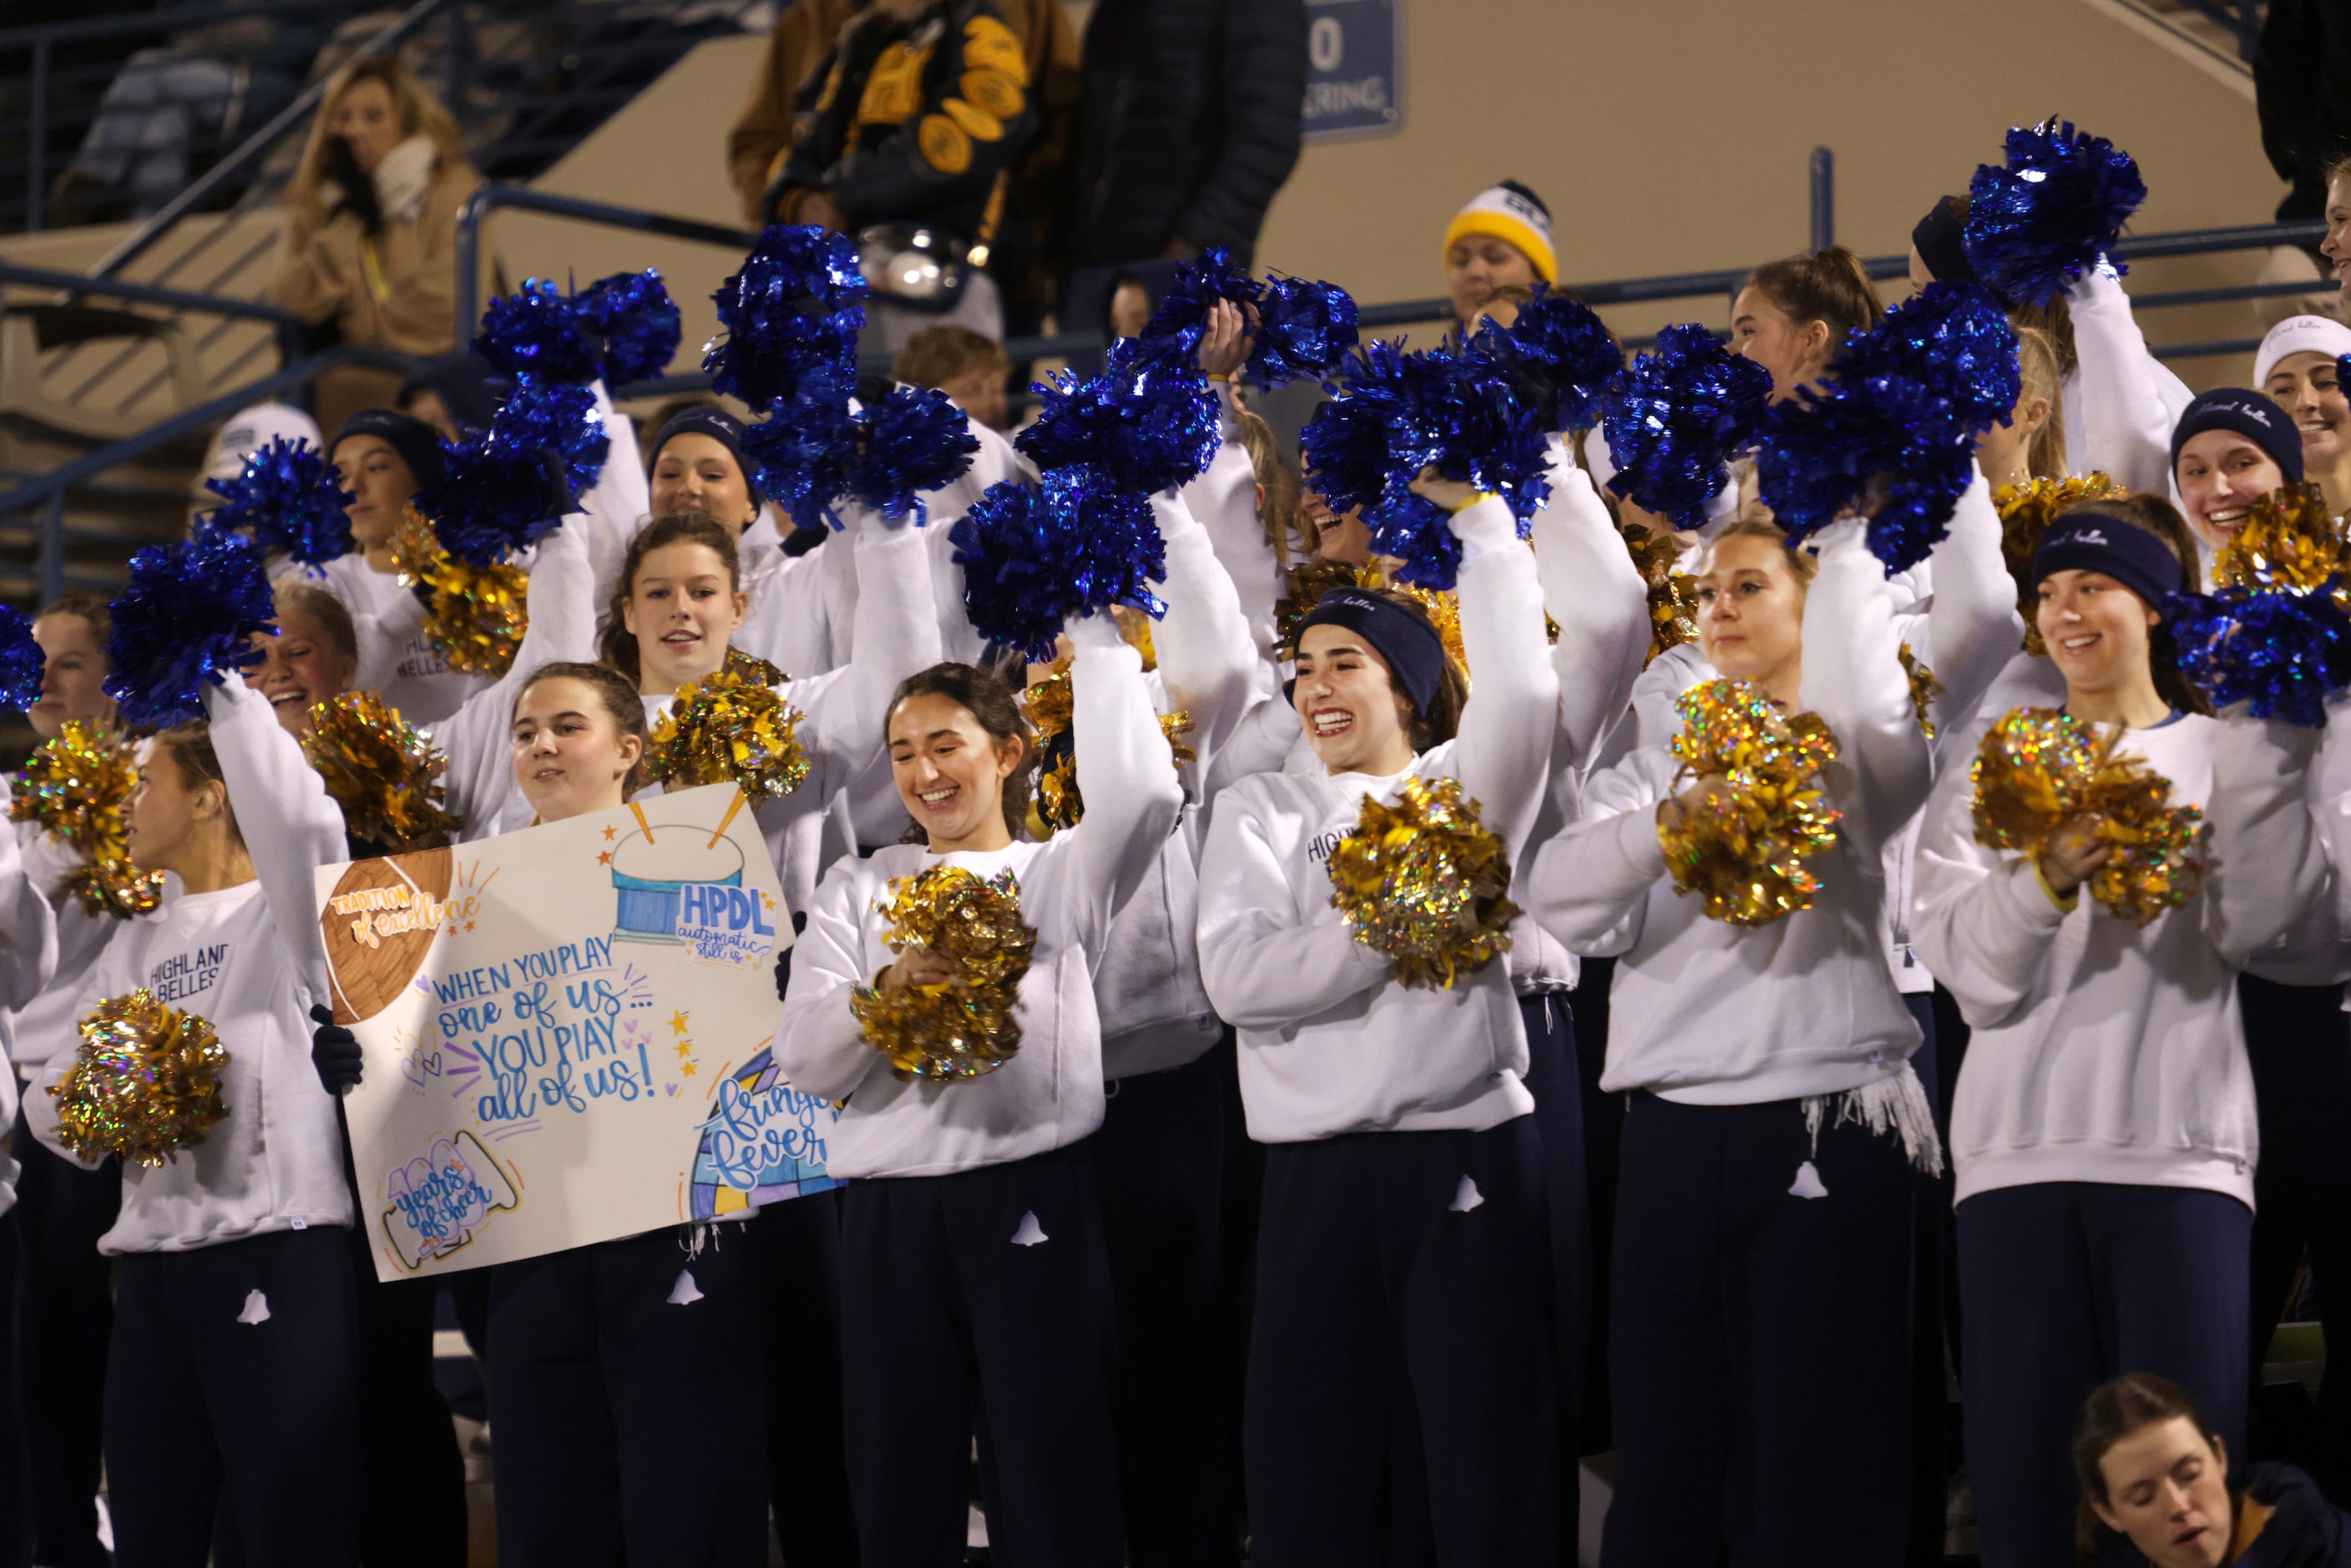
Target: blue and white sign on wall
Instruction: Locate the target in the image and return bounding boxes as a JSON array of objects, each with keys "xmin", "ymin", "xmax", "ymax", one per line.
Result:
[{"xmin": 1302, "ymin": 0, "xmax": 1401, "ymax": 144}]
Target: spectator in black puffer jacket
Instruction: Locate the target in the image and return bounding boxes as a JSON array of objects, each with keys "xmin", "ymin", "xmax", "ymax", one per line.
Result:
[
  {"xmin": 2257, "ymin": 0, "xmax": 2351, "ymax": 230},
  {"xmin": 1057, "ymin": 0, "xmax": 1307, "ymax": 349}
]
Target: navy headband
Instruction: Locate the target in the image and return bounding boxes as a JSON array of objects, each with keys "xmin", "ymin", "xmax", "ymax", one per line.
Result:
[
  {"xmin": 649, "ymin": 406, "xmax": 762, "ymax": 507},
  {"xmin": 1911, "ymin": 197, "xmax": 1982, "ymax": 290},
  {"xmin": 2031, "ymin": 509, "xmax": 2183, "ymax": 611},
  {"xmin": 2168, "ymin": 387, "xmax": 2306, "ymax": 484},
  {"xmin": 1287, "ymin": 589, "xmax": 1448, "ymax": 718},
  {"xmin": 334, "ymin": 408, "xmax": 447, "ymax": 489}
]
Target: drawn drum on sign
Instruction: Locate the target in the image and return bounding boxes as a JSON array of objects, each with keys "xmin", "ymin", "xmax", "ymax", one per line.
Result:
[
  {"xmin": 609, "ymin": 827, "xmax": 743, "ymax": 945},
  {"xmin": 320, "ymin": 848, "xmax": 455, "ymax": 1024}
]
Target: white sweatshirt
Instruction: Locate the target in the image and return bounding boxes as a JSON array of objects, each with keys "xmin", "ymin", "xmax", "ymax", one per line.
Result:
[
  {"xmin": 1197, "ymin": 495, "xmax": 1560, "ymax": 1144},
  {"xmin": 28, "ymin": 679, "xmax": 354, "ymax": 1252},
  {"xmin": 1528, "ymin": 521, "xmax": 1932, "ymax": 1104},
  {"xmin": 1183, "ymin": 383, "xmax": 1286, "ymax": 672},
  {"xmin": 0, "ymin": 779, "xmax": 58, "ymax": 1096},
  {"xmin": 9, "ymin": 827, "xmax": 144, "ymax": 1075},
  {"xmin": 2065, "ymin": 267, "xmax": 2197, "ymax": 498},
  {"xmin": 643, "ymin": 510, "xmax": 943, "ymax": 920},
  {"xmin": 318, "ymin": 550, "xmax": 487, "ymax": 726},
  {"xmin": 776, "ymin": 615, "xmax": 1182, "ymax": 1177},
  {"xmin": 1912, "ymin": 706, "xmax": 2326, "ymax": 1207}
]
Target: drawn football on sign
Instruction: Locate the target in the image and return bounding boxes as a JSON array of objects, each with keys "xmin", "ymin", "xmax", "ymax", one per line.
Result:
[{"xmin": 319, "ymin": 847, "xmax": 454, "ymax": 1024}]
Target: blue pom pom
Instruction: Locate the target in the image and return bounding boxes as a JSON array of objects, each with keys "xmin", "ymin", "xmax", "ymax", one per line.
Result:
[
  {"xmin": 1366, "ymin": 491, "xmax": 1465, "ymax": 591},
  {"xmin": 741, "ymin": 364, "xmax": 857, "ymax": 533},
  {"xmin": 574, "ymin": 269, "xmax": 682, "ymax": 386},
  {"xmin": 1251, "ymin": 273, "xmax": 1359, "ymax": 386},
  {"xmin": 0, "ymin": 604, "xmax": 41, "ymax": 711},
  {"xmin": 1141, "ymin": 246, "xmax": 1251, "ymax": 355},
  {"xmin": 418, "ymin": 382, "xmax": 606, "ymax": 566},
  {"xmin": 705, "ymin": 226, "xmax": 867, "ymax": 406},
  {"xmin": 950, "ymin": 470, "xmax": 1166, "ymax": 660},
  {"xmin": 1016, "ymin": 340, "xmax": 1220, "ymax": 493},
  {"xmin": 1756, "ymin": 281, "xmax": 2019, "ymax": 574},
  {"xmin": 1599, "ymin": 324, "xmax": 1772, "ymax": 529},
  {"xmin": 1300, "ymin": 338, "xmax": 1413, "ymax": 515},
  {"xmin": 104, "ymin": 527, "xmax": 276, "ymax": 728},
  {"xmin": 473, "ymin": 279, "xmax": 599, "ymax": 385},
  {"xmin": 1963, "ymin": 118, "xmax": 2146, "ymax": 309},
  {"xmin": 849, "ymin": 385, "xmax": 980, "ymax": 525},
  {"xmin": 200, "ymin": 435, "xmax": 354, "ymax": 568},
  {"xmin": 1483, "ymin": 284, "xmax": 1625, "ymax": 432},
  {"xmin": 2167, "ymin": 587, "xmax": 2351, "ymax": 727}
]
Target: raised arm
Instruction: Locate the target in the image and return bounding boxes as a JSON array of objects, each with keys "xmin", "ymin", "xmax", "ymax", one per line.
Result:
[
  {"xmin": 205, "ymin": 677, "xmax": 349, "ymax": 991},
  {"xmin": 1447, "ymin": 493, "xmax": 1565, "ymax": 857},
  {"xmin": 2067, "ymin": 266, "xmax": 2191, "ymax": 497},
  {"xmin": 1179, "ymin": 384, "xmax": 1283, "ymax": 665},
  {"xmin": 1055, "ymin": 612, "xmax": 1185, "ymax": 948},
  {"xmin": 1796, "ymin": 521, "xmax": 1934, "ymax": 856},
  {"xmin": 1924, "ymin": 467, "xmax": 2028, "ymax": 738},
  {"xmin": 579, "ymin": 382, "xmax": 652, "ymax": 614},
  {"xmin": 1535, "ymin": 447, "xmax": 1651, "ymax": 771},
  {"xmin": 1147, "ymin": 488, "xmax": 1259, "ymax": 781},
  {"xmin": 1196, "ymin": 785, "xmax": 1392, "ymax": 1028},
  {"xmin": 789, "ymin": 503, "xmax": 945, "ymax": 799}
]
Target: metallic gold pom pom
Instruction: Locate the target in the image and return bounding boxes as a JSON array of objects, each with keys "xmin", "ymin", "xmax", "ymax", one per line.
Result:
[
  {"xmin": 1995, "ymin": 473, "xmax": 2128, "ymax": 655},
  {"xmin": 1326, "ymin": 775, "xmax": 1518, "ymax": 989},
  {"xmin": 1656, "ymin": 680, "xmax": 1843, "ymax": 927},
  {"xmin": 1275, "ymin": 557, "xmax": 1474, "ymax": 673},
  {"xmin": 724, "ymin": 648, "xmax": 786, "ymax": 686},
  {"xmin": 303, "ymin": 690, "xmax": 462, "ymax": 852},
  {"xmin": 389, "ymin": 505, "xmax": 527, "ymax": 676},
  {"xmin": 50, "ymin": 989, "xmax": 230, "ymax": 1166},
  {"xmin": 1899, "ymin": 644, "xmax": 1942, "ymax": 739},
  {"xmin": 848, "ymin": 866, "xmax": 1038, "ymax": 1080},
  {"xmin": 1019, "ymin": 658, "xmax": 1194, "ymax": 836},
  {"xmin": 1620, "ymin": 521, "xmax": 1700, "ymax": 665},
  {"xmin": 9, "ymin": 720, "xmax": 163, "ymax": 918},
  {"xmin": 2211, "ymin": 483, "xmax": 2346, "ymax": 599},
  {"xmin": 1969, "ymin": 706, "xmax": 2204, "ymax": 927},
  {"xmin": 645, "ymin": 669, "xmax": 811, "ymax": 802}
]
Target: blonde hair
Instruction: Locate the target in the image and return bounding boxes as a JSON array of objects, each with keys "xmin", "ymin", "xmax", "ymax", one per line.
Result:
[
  {"xmin": 2013, "ymin": 323, "xmax": 2068, "ymax": 483},
  {"xmin": 285, "ymin": 57, "xmax": 468, "ymax": 222},
  {"xmin": 1709, "ymin": 514, "xmax": 1821, "ymax": 585},
  {"xmin": 1234, "ymin": 407, "xmax": 1311, "ymax": 572},
  {"xmin": 272, "ymin": 577, "xmax": 358, "ymax": 665}
]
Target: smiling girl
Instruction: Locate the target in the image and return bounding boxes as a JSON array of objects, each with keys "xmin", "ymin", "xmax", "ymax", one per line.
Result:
[
  {"xmin": 2169, "ymin": 388, "xmax": 2309, "ymax": 571},
  {"xmin": 1913, "ymin": 500, "xmax": 2328, "ymax": 1566},
  {"xmin": 776, "ymin": 610, "xmax": 1182, "ymax": 1562},
  {"xmin": 2257, "ymin": 315, "xmax": 2351, "ymax": 518}
]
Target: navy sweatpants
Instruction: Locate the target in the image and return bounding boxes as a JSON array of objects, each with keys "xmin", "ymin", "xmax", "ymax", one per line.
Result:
[
  {"xmin": 487, "ymin": 1222, "xmax": 768, "ymax": 1568},
  {"xmin": 2242, "ymin": 973, "xmax": 2351, "ymax": 1501},
  {"xmin": 105, "ymin": 1226, "xmax": 361, "ymax": 1568},
  {"xmin": 344, "ymin": 1199, "xmax": 468, "ymax": 1567},
  {"xmin": 754, "ymin": 1188, "xmax": 860, "ymax": 1567},
  {"xmin": 839, "ymin": 1140, "xmax": 1122, "ymax": 1568},
  {"xmin": 9, "ymin": 1112, "xmax": 117, "ymax": 1568},
  {"xmin": 1603, "ymin": 1090, "xmax": 1918, "ymax": 1567},
  {"xmin": 1247, "ymin": 1115, "xmax": 1558, "ymax": 1568},
  {"xmin": 1519, "ymin": 992, "xmax": 1589, "ymax": 1550},
  {"xmin": 1957, "ymin": 1181, "xmax": 2252, "ymax": 1568},
  {"xmin": 1098, "ymin": 1041, "xmax": 1242, "ymax": 1567}
]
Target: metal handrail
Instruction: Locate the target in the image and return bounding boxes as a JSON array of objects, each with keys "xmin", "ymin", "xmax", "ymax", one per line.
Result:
[
  {"xmin": 452, "ymin": 185, "xmax": 761, "ymax": 336},
  {"xmin": 0, "ymin": 261, "xmax": 307, "ymax": 372}
]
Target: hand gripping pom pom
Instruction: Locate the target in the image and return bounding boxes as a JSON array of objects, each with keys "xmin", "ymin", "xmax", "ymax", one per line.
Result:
[
  {"xmin": 1657, "ymin": 680, "xmax": 1844, "ymax": 927},
  {"xmin": 1300, "ymin": 339, "xmax": 1413, "ymax": 516},
  {"xmin": 104, "ymin": 528, "xmax": 276, "ymax": 729},
  {"xmin": 50, "ymin": 990, "xmax": 229, "ymax": 1166},
  {"xmin": 1483, "ymin": 284, "xmax": 1625, "ymax": 432},
  {"xmin": 1140, "ymin": 246, "xmax": 1253, "ymax": 354},
  {"xmin": 644, "ymin": 670, "xmax": 812, "ymax": 802},
  {"xmin": 0, "ymin": 604, "xmax": 42, "ymax": 711},
  {"xmin": 705, "ymin": 225, "xmax": 867, "ymax": 406},
  {"xmin": 1970, "ymin": 707, "xmax": 2203, "ymax": 926},
  {"xmin": 1364, "ymin": 490, "xmax": 1466, "ymax": 591},
  {"xmin": 741, "ymin": 366, "xmax": 858, "ymax": 532},
  {"xmin": 574, "ymin": 269, "xmax": 682, "ymax": 386},
  {"xmin": 1016, "ymin": 341, "xmax": 1220, "ymax": 494},
  {"xmin": 848, "ymin": 867, "xmax": 1038, "ymax": 1080},
  {"xmin": 417, "ymin": 381, "xmax": 605, "ymax": 566},
  {"xmin": 1963, "ymin": 118, "xmax": 2146, "ymax": 309},
  {"xmin": 1327, "ymin": 775, "xmax": 1519, "ymax": 989},
  {"xmin": 1600, "ymin": 325, "xmax": 1773, "ymax": 529},
  {"xmin": 2163, "ymin": 484, "xmax": 2351, "ymax": 726},
  {"xmin": 9, "ymin": 720, "xmax": 163, "ymax": 918},
  {"xmin": 1252, "ymin": 272, "xmax": 1360, "ymax": 386},
  {"xmin": 1620, "ymin": 524, "xmax": 1700, "ymax": 666},
  {"xmin": 200, "ymin": 436, "xmax": 354, "ymax": 568},
  {"xmin": 951, "ymin": 473, "xmax": 1165, "ymax": 662},
  {"xmin": 1995, "ymin": 473, "xmax": 2131, "ymax": 653},
  {"xmin": 473, "ymin": 278, "xmax": 599, "ymax": 385},
  {"xmin": 388, "ymin": 508, "xmax": 528, "ymax": 676},
  {"xmin": 850, "ymin": 384, "xmax": 980, "ymax": 524},
  {"xmin": 302, "ymin": 691, "xmax": 463, "ymax": 852}
]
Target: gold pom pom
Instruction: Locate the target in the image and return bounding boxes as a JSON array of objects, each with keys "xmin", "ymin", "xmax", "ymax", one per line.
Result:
[
  {"xmin": 9, "ymin": 720, "xmax": 163, "ymax": 918},
  {"xmin": 1995, "ymin": 473, "xmax": 2129, "ymax": 656},
  {"xmin": 2211, "ymin": 482, "xmax": 2345, "ymax": 598},
  {"xmin": 1276, "ymin": 559, "xmax": 1475, "ymax": 675},
  {"xmin": 1656, "ymin": 680, "xmax": 1843, "ymax": 927},
  {"xmin": 49, "ymin": 989, "xmax": 230, "ymax": 1166},
  {"xmin": 1899, "ymin": 643, "xmax": 1942, "ymax": 739},
  {"xmin": 389, "ymin": 505, "xmax": 528, "ymax": 676},
  {"xmin": 303, "ymin": 690, "xmax": 462, "ymax": 852},
  {"xmin": 848, "ymin": 866, "xmax": 1038, "ymax": 1080},
  {"xmin": 724, "ymin": 648, "xmax": 786, "ymax": 686},
  {"xmin": 1019, "ymin": 658, "xmax": 1195, "ymax": 836},
  {"xmin": 1620, "ymin": 522, "xmax": 1700, "ymax": 665},
  {"xmin": 1326, "ymin": 775, "xmax": 1519, "ymax": 989},
  {"xmin": 1969, "ymin": 706, "xmax": 2205, "ymax": 927},
  {"xmin": 644, "ymin": 669, "xmax": 811, "ymax": 802}
]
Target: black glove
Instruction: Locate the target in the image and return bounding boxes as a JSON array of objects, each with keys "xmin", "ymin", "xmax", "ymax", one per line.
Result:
[
  {"xmin": 774, "ymin": 910, "xmax": 809, "ymax": 1004},
  {"xmin": 322, "ymin": 136, "xmax": 382, "ymax": 232},
  {"xmin": 310, "ymin": 1003, "xmax": 364, "ymax": 1095}
]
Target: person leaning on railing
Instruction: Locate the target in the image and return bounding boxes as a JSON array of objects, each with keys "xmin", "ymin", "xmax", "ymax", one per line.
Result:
[{"xmin": 266, "ymin": 55, "xmax": 491, "ymax": 438}]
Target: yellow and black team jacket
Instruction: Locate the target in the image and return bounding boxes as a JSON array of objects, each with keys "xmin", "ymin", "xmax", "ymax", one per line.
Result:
[{"xmin": 770, "ymin": 0, "xmax": 1039, "ymax": 252}]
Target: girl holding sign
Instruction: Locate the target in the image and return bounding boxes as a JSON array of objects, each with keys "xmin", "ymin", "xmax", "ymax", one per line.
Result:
[{"xmin": 28, "ymin": 676, "xmax": 362, "ymax": 1566}]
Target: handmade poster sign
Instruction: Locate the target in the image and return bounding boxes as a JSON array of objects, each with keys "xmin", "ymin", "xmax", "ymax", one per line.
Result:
[{"xmin": 315, "ymin": 782, "xmax": 842, "ymax": 1282}]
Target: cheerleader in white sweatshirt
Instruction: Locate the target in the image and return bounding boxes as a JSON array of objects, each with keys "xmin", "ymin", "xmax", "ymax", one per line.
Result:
[
  {"xmin": 27, "ymin": 678, "xmax": 358, "ymax": 1567},
  {"xmin": 776, "ymin": 614, "xmax": 1181, "ymax": 1566},
  {"xmin": 1913, "ymin": 503, "xmax": 2328, "ymax": 1566},
  {"xmin": 1195, "ymin": 478, "xmax": 1562, "ymax": 1565},
  {"xmin": 1527, "ymin": 513, "xmax": 1938, "ymax": 1564}
]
